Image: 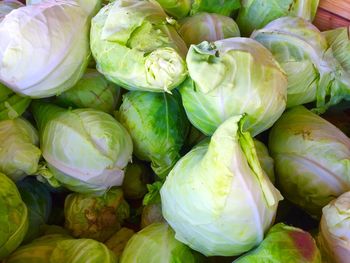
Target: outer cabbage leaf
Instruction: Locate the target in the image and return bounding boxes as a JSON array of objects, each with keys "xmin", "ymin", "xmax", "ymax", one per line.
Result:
[
  {"xmin": 254, "ymin": 139, "xmax": 275, "ymax": 184},
  {"xmin": 323, "ymin": 27, "xmax": 350, "ymax": 101},
  {"xmin": 324, "ymin": 27, "xmax": 350, "ymax": 74},
  {"xmin": 161, "ymin": 116, "xmax": 283, "ymax": 256},
  {"xmin": 180, "ymin": 38, "xmax": 287, "ymax": 136},
  {"xmin": 269, "ymin": 106, "xmax": 350, "ymax": 217}
]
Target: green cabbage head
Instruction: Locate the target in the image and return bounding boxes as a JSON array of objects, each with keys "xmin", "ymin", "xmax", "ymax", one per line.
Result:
[
  {"xmin": 118, "ymin": 90, "xmax": 189, "ymax": 179},
  {"xmin": 32, "ymin": 102, "xmax": 133, "ymax": 195},
  {"xmin": 16, "ymin": 178, "xmax": 52, "ymax": 243},
  {"xmin": 269, "ymin": 106, "xmax": 350, "ymax": 217},
  {"xmin": 234, "ymin": 223, "xmax": 321, "ymax": 262},
  {"xmin": 3, "ymin": 234, "xmax": 117, "ymax": 263},
  {"xmin": 237, "ymin": 0, "xmax": 319, "ymax": 36},
  {"xmin": 0, "ymin": 118, "xmax": 41, "ymax": 181},
  {"xmin": 64, "ymin": 187, "xmax": 130, "ymax": 242},
  {"xmin": 318, "ymin": 192, "xmax": 350, "ymax": 263},
  {"xmin": 0, "ymin": 172, "xmax": 28, "ymax": 259},
  {"xmin": 0, "ymin": 1, "xmax": 92, "ymax": 98},
  {"xmin": 252, "ymin": 17, "xmax": 349, "ymax": 111},
  {"xmin": 155, "ymin": 0, "xmax": 190, "ymax": 18},
  {"xmin": 179, "ymin": 12, "xmax": 240, "ymax": 47},
  {"xmin": 180, "ymin": 38, "xmax": 287, "ymax": 136},
  {"xmin": 90, "ymin": 0, "xmax": 188, "ymax": 93},
  {"xmin": 56, "ymin": 69, "xmax": 120, "ymax": 114},
  {"xmin": 120, "ymin": 222, "xmax": 201, "ymax": 262},
  {"xmin": 161, "ymin": 116, "xmax": 283, "ymax": 256},
  {"xmin": 105, "ymin": 228, "xmax": 135, "ymax": 259}
]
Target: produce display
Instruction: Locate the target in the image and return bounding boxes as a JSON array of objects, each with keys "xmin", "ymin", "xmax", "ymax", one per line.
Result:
[{"xmin": 0, "ymin": 0, "xmax": 349, "ymax": 262}]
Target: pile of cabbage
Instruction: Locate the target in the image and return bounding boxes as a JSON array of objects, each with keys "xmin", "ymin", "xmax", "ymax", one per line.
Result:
[{"xmin": 1, "ymin": 0, "xmax": 350, "ymax": 262}]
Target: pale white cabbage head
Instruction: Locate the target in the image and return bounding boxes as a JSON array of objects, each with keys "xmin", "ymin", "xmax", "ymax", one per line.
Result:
[
  {"xmin": 32, "ymin": 102, "xmax": 133, "ymax": 195},
  {"xmin": 161, "ymin": 116, "xmax": 283, "ymax": 256},
  {"xmin": 318, "ymin": 192, "xmax": 350, "ymax": 263},
  {"xmin": 0, "ymin": 1, "xmax": 92, "ymax": 98}
]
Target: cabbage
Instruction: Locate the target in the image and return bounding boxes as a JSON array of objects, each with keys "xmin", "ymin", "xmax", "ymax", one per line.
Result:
[
  {"xmin": 180, "ymin": 38, "xmax": 287, "ymax": 136},
  {"xmin": 161, "ymin": 116, "xmax": 282, "ymax": 256},
  {"xmin": 0, "ymin": 0, "xmax": 94, "ymax": 98},
  {"xmin": 252, "ymin": 17, "xmax": 349, "ymax": 111},
  {"xmin": 32, "ymin": 102, "xmax": 133, "ymax": 195},
  {"xmin": 237, "ymin": 0, "xmax": 319, "ymax": 36},
  {"xmin": 90, "ymin": 0, "xmax": 188, "ymax": 93},
  {"xmin": 64, "ymin": 187, "xmax": 130, "ymax": 242},
  {"xmin": 155, "ymin": 0, "xmax": 190, "ymax": 18},
  {"xmin": 3, "ymin": 234, "xmax": 117, "ymax": 263},
  {"xmin": 122, "ymin": 160, "xmax": 152, "ymax": 200},
  {"xmin": 190, "ymin": 0, "xmax": 240, "ymax": 16},
  {"xmin": 269, "ymin": 106, "xmax": 350, "ymax": 217},
  {"xmin": 324, "ymin": 27, "xmax": 350, "ymax": 74},
  {"xmin": 235, "ymin": 223, "xmax": 321, "ymax": 262},
  {"xmin": 118, "ymin": 90, "xmax": 189, "ymax": 179},
  {"xmin": 120, "ymin": 223, "xmax": 201, "ymax": 262},
  {"xmin": 105, "ymin": 228, "xmax": 135, "ymax": 259},
  {"xmin": 0, "ymin": 172, "xmax": 28, "ymax": 259},
  {"xmin": 318, "ymin": 192, "xmax": 350, "ymax": 263},
  {"xmin": 179, "ymin": 12, "xmax": 240, "ymax": 47},
  {"xmin": 0, "ymin": 0, "xmax": 23, "ymax": 21},
  {"xmin": 16, "ymin": 178, "xmax": 52, "ymax": 243},
  {"xmin": 0, "ymin": 118, "xmax": 41, "ymax": 181},
  {"xmin": 56, "ymin": 69, "xmax": 120, "ymax": 114}
]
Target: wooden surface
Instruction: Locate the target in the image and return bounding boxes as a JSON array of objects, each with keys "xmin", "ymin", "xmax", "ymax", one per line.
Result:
[{"xmin": 314, "ymin": 0, "xmax": 350, "ymax": 31}]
